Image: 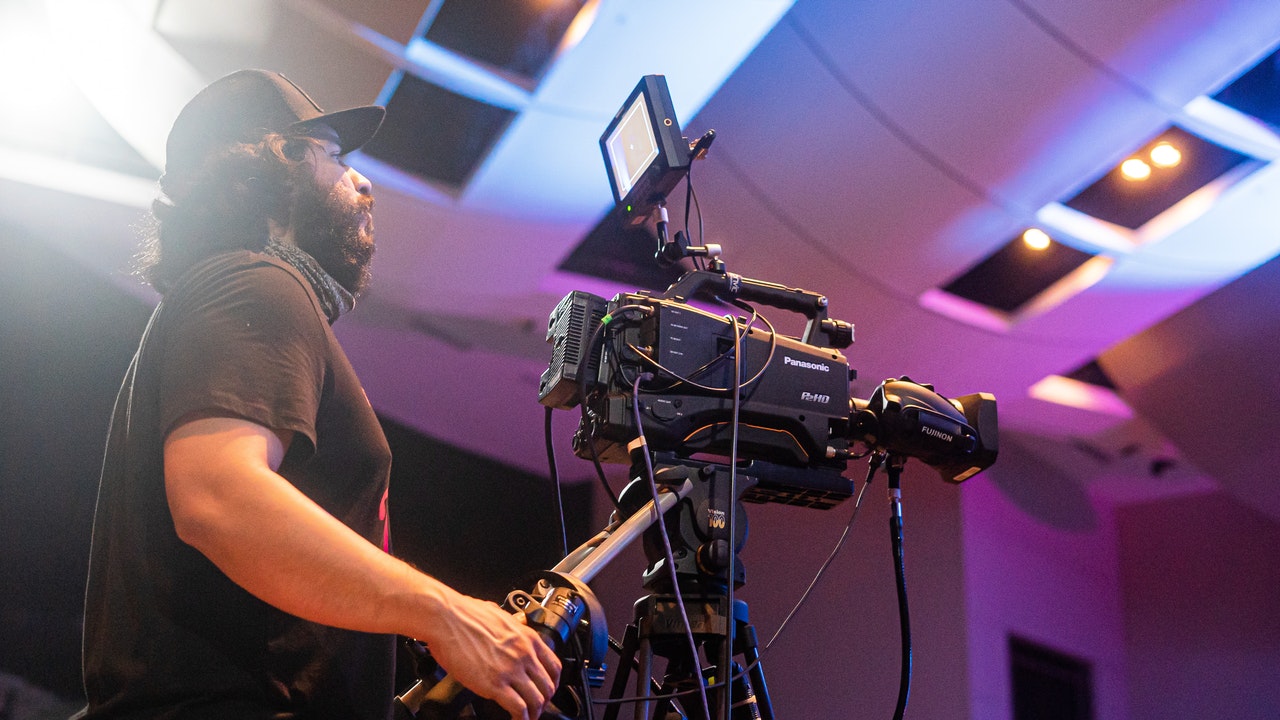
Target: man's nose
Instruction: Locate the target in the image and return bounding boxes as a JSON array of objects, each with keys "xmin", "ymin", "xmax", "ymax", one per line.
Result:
[{"xmin": 348, "ymin": 167, "xmax": 372, "ymax": 195}]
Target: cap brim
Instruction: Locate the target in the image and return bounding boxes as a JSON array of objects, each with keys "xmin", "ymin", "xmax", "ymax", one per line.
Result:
[{"xmin": 292, "ymin": 105, "xmax": 386, "ymax": 155}]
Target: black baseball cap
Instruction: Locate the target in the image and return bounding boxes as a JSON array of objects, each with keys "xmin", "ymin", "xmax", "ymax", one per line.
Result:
[{"xmin": 164, "ymin": 69, "xmax": 385, "ymax": 180}]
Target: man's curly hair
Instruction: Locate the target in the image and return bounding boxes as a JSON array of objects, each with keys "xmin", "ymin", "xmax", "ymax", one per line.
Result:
[{"xmin": 136, "ymin": 133, "xmax": 324, "ymax": 293}]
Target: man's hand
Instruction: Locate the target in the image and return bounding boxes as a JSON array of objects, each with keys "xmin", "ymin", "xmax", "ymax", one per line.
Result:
[{"xmin": 419, "ymin": 590, "xmax": 562, "ymax": 720}]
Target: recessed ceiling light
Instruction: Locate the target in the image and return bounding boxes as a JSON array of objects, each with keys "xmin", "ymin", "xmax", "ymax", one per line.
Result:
[
  {"xmin": 1022, "ymin": 228, "xmax": 1052, "ymax": 250},
  {"xmin": 1120, "ymin": 158, "xmax": 1152, "ymax": 181},
  {"xmin": 1062, "ymin": 125, "xmax": 1253, "ymax": 229},
  {"xmin": 1149, "ymin": 142, "xmax": 1182, "ymax": 168},
  {"xmin": 940, "ymin": 231, "xmax": 1098, "ymax": 314}
]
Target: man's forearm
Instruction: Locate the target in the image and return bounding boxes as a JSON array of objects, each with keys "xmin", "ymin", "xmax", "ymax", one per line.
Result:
[
  {"xmin": 164, "ymin": 416, "xmax": 561, "ymax": 718},
  {"xmin": 165, "ymin": 422, "xmax": 447, "ymax": 638}
]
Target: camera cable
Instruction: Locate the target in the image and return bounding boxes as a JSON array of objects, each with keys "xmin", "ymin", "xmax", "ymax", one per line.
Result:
[
  {"xmin": 683, "ymin": 155, "xmax": 706, "ymax": 272},
  {"xmin": 544, "ymin": 406, "xmax": 570, "ymax": 557},
  {"xmin": 886, "ymin": 457, "xmax": 912, "ymax": 720},
  {"xmin": 575, "ymin": 304, "xmax": 655, "ymax": 515},
  {"xmin": 721, "ymin": 312, "xmax": 744, "ymax": 720},
  {"xmin": 761, "ymin": 454, "xmax": 882, "ymax": 653},
  {"xmin": 629, "ymin": 373, "xmax": 712, "ymax": 720},
  {"xmin": 623, "ymin": 303, "xmax": 777, "ymax": 394}
]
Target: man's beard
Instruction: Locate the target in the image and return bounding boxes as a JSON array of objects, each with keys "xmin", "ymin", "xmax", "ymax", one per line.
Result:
[{"xmin": 292, "ymin": 177, "xmax": 375, "ymax": 297}]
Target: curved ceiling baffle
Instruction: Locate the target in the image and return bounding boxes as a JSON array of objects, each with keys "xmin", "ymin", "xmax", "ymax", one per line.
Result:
[{"xmin": 5, "ymin": 0, "xmax": 1280, "ymax": 505}]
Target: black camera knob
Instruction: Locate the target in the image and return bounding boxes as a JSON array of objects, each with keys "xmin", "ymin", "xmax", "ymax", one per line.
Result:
[{"xmin": 698, "ymin": 539, "xmax": 733, "ymax": 573}]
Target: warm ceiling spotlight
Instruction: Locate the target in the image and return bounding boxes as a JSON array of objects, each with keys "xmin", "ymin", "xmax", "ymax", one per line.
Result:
[
  {"xmin": 1063, "ymin": 126, "xmax": 1251, "ymax": 229},
  {"xmin": 1120, "ymin": 157, "xmax": 1152, "ymax": 181},
  {"xmin": 1149, "ymin": 141, "xmax": 1182, "ymax": 168},
  {"xmin": 1022, "ymin": 227, "xmax": 1052, "ymax": 250}
]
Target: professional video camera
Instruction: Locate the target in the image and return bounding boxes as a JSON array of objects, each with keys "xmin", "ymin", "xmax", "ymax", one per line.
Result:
[
  {"xmin": 539, "ymin": 275, "xmax": 998, "ymax": 494},
  {"xmin": 537, "ymin": 80, "xmax": 996, "ymax": 504}
]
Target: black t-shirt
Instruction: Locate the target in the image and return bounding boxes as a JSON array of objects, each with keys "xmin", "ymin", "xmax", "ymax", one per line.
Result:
[{"xmin": 80, "ymin": 251, "xmax": 395, "ymax": 720}]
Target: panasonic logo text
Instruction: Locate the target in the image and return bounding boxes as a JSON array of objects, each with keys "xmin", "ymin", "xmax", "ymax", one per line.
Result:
[{"xmin": 784, "ymin": 356, "xmax": 831, "ymax": 372}]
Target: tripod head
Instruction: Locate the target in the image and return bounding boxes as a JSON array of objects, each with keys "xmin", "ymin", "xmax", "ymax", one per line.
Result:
[{"xmin": 618, "ymin": 456, "xmax": 755, "ymax": 595}]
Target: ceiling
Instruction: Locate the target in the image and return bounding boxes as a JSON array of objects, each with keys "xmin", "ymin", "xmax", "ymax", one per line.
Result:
[{"xmin": 5, "ymin": 0, "xmax": 1280, "ymax": 523}]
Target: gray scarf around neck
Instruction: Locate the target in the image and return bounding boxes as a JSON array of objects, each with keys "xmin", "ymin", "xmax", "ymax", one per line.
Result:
[{"xmin": 263, "ymin": 238, "xmax": 354, "ymax": 324}]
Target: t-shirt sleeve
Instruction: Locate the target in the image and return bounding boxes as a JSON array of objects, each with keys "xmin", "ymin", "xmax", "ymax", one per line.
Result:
[{"xmin": 157, "ymin": 259, "xmax": 326, "ymax": 452}]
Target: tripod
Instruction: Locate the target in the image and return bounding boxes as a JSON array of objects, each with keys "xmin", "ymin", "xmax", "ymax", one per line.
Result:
[{"xmin": 395, "ymin": 457, "xmax": 778, "ymax": 720}]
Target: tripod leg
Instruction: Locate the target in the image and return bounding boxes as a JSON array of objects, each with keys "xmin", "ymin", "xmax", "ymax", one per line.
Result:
[
  {"xmin": 737, "ymin": 623, "xmax": 773, "ymax": 720},
  {"xmin": 636, "ymin": 634, "xmax": 655, "ymax": 720},
  {"xmin": 604, "ymin": 624, "xmax": 640, "ymax": 720},
  {"xmin": 701, "ymin": 636, "xmax": 730, "ymax": 720}
]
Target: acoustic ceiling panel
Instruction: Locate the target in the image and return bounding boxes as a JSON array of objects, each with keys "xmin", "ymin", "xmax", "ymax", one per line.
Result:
[
  {"xmin": 422, "ymin": 0, "xmax": 588, "ymax": 83},
  {"xmin": 361, "ymin": 71, "xmax": 517, "ymax": 189}
]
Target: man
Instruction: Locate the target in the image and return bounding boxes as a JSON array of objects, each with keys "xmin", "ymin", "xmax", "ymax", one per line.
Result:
[{"xmin": 77, "ymin": 69, "xmax": 559, "ymax": 720}]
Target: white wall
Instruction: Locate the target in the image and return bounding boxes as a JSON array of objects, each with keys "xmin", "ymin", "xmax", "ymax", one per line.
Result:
[{"xmin": 960, "ymin": 435, "xmax": 1130, "ymax": 720}]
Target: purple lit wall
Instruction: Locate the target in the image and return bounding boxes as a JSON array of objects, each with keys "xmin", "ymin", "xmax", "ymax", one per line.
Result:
[{"xmin": 1120, "ymin": 492, "xmax": 1280, "ymax": 720}]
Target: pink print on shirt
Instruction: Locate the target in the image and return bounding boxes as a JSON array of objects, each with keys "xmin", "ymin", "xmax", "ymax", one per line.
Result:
[{"xmin": 379, "ymin": 486, "xmax": 391, "ymax": 552}]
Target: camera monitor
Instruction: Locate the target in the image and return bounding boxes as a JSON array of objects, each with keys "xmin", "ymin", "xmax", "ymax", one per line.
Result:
[{"xmin": 600, "ymin": 75, "xmax": 691, "ymax": 226}]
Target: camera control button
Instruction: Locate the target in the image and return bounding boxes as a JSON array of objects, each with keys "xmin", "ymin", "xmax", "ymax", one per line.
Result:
[{"xmin": 649, "ymin": 399, "xmax": 679, "ymax": 420}]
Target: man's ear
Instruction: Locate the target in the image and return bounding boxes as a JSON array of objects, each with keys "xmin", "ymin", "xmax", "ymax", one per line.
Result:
[
  {"xmin": 267, "ymin": 215, "xmax": 293, "ymax": 245},
  {"xmin": 282, "ymin": 136, "xmax": 313, "ymax": 163}
]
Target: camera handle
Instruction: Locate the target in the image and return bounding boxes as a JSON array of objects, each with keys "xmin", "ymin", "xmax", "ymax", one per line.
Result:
[{"xmin": 656, "ymin": 269, "xmax": 853, "ymax": 351}]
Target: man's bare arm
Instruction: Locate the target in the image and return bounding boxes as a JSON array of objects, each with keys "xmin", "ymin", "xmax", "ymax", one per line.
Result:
[{"xmin": 164, "ymin": 416, "xmax": 560, "ymax": 720}]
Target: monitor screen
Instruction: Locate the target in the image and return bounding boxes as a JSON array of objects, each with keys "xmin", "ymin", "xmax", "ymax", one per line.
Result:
[
  {"xmin": 599, "ymin": 75, "xmax": 690, "ymax": 224},
  {"xmin": 604, "ymin": 94, "xmax": 660, "ymax": 202}
]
